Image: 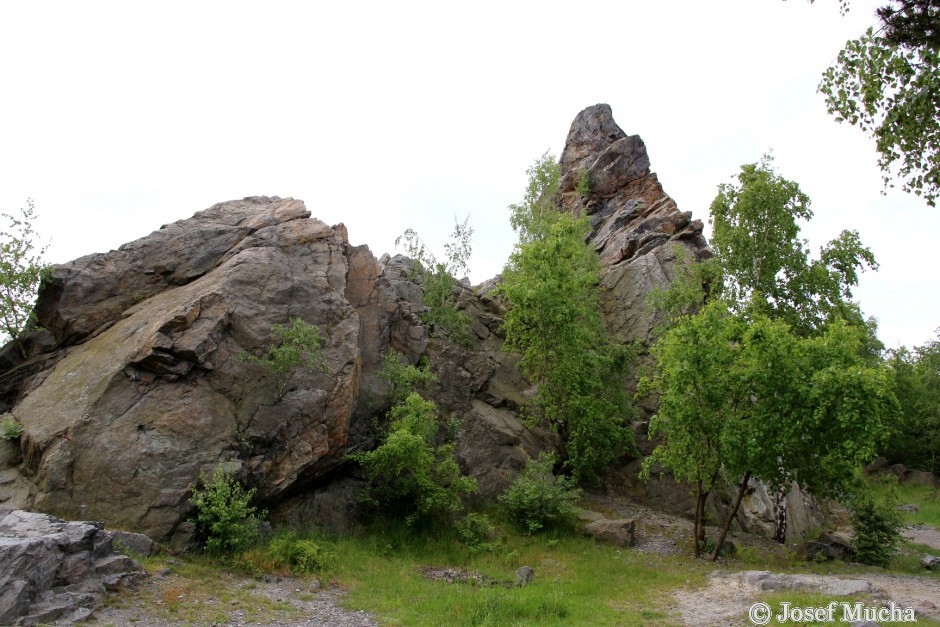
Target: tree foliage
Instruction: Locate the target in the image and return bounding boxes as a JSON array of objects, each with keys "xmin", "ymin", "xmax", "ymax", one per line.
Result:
[
  {"xmin": 508, "ymin": 151, "xmax": 561, "ymax": 245},
  {"xmin": 877, "ymin": 0, "xmax": 940, "ymax": 50},
  {"xmin": 240, "ymin": 317, "xmax": 327, "ymax": 399},
  {"xmin": 396, "ymin": 217, "xmax": 474, "ymax": 347},
  {"xmin": 0, "ymin": 199, "xmax": 49, "ymax": 349},
  {"xmin": 819, "ymin": 7, "xmax": 940, "ymax": 205},
  {"xmin": 884, "ymin": 330, "xmax": 940, "ymax": 473},
  {"xmin": 378, "ymin": 350, "xmax": 436, "ymax": 407},
  {"xmin": 709, "ymin": 156, "xmax": 877, "ymax": 334},
  {"xmin": 646, "ymin": 303, "xmax": 895, "ymax": 557},
  {"xmin": 501, "ymin": 155, "xmax": 635, "ymax": 483},
  {"xmin": 851, "ymin": 479, "xmax": 905, "ymax": 567},
  {"xmin": 646, "ymin": 159, "xmax": 895, "ymax": 556}
]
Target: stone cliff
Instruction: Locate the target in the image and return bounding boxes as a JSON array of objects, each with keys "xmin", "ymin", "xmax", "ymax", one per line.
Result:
[{"xmin": 0, "ymin": 105, "xmax": 749, "ymax": 546}]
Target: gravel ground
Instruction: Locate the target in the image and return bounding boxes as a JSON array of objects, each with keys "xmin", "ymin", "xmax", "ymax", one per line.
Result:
[{"xmin": 87, "ymin": 576, "xmax": 378, "ymax": 626}]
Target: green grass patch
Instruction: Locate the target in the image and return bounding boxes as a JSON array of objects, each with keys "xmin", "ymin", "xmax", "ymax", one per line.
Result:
[
  {"xmin": 870, "ymin": 477, "xmax": 940, "ymax": 527},
  {"xmin": 318, "ymin": 525, "xmax": 708, "ymax": 626}
]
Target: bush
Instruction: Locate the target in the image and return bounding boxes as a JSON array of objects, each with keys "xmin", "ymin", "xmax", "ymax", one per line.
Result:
[
  {"xmin": 0, "ymin": 414, "xmax": 23, "ymax": 440},
  {"xmin": 240, "ymin": 317, "xmax": 327, "ymax": 399},
  {"xmin": 268, "ymin": 532, "xmax": 334, "ymax": 574},
  {"xmin": 851, "ymin": 483, "xmax": 904, "ymax": 567},
  {"xmin": 378, "ymin": 351, "xmax": 436, "ymax": 407},
  {"xmin": 352, "ymin": 392, "xmax": 476, "ymax": 526},
  {"xmin": 456, "ymin": 513, "xmax": 498, "ymax": 553},
  {"xmin": 499, "ymin": 452, "xmax": 582, "ymax": 534},
  {"xmin": 189, "ymin": 467, "xmax": 265, "ymax": 554}
]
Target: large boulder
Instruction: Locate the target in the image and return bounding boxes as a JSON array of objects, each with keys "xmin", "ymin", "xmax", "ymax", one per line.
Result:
[{"xmin": 0, "ymin": 197, "xmax": 555, "ymax": 541}]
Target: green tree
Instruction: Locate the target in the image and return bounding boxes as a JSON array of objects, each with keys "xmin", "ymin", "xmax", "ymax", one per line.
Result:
[
  {"xmin": 501, "ymin": 155, "xmax": 635, "ymax": 484},
  {"xmin": 709, "ymin": 156, "xmax": 877, "ymax": 334},
  {"xmin": 499, "ymin": 452, "xmax": 582, "ymax": 534},
  {"xmin": 819, "ymin": 10, "xmax": 940, "ymax": 205},
  {"xmin": 508, "ymin": 151, "xmax": 561, "ymax": 245},
  {"xmin": 0, "ymin": 199, "xmax": 49, "ymax": 353},
  {"xmin": 240, "ymin": 317, "xmax": 327, "ymax": 399},
  {"xmin": 396, "ymin": 216, "xmax": 474, "ymax": 347},
  {"xmin": 885, "ymin": 330, "xmax": 940, "ymax": 473},
  {"xmin": 645, "ymin": 303, "xmax": 894, "ymax": 559},
  {"xmin": 641, "ymin": 301, "xmax": 745, "ymax": 557},
  {"xmin": 647, "ymin": 158, "xmax": 895, "ymax": 555}
]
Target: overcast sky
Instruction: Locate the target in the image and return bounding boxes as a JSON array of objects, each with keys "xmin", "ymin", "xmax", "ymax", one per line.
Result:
[{"xmin": 0, "ymin": 0, "xmax": 935, "ymax": 349}]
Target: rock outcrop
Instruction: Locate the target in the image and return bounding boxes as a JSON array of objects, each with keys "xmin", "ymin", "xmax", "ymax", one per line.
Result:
[
  {"xmin": 0, "ymin": 104, "xmax": 815, "ymax": 545},
  {"xmin": 0, "ymin": 196, "xmax": 555, "ymax": 544},
  {"xmin": 557, "ymin": 104, "xmax": 710, "ymax": 346},
  {"xmin": 0, "ymin": 508, "xmax": 146, "ymax": 625}
]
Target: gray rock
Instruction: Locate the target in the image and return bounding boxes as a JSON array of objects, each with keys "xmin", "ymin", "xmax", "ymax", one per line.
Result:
[
  {"xmin": 921, "ymin": 554, "xmax": 940, "ymax": 570},
  {"xmin": 904, "ymin": 470, "xmax": 937, "ymax": 488},
  {"xmin": 577, "ymin": 510, "xmax": 606, "ymax": 523},
  {"xmin": 109, "ymin": 529, "xmax": 159, "ymax": 557},
  {"xmin": 584, "ymin": 518, "xmax": 636, "ymax": 547},
  {"xmin": 514, "ymin": 566, "xmax": 535, "ymax": 587},
  {"xmin": 0, "ymin": 509, "xmax": 145, "ymax": 625},
  {"xmin": 719, "ymin": 570, "xmax": 872, "ymax": 596},
  {"xmin": 0, "ymin": 106, "xmax": 726, "ymax": 547},
  {"xmin": 865, "ymin": 456, "xmax": 889, "ymax": 474}
]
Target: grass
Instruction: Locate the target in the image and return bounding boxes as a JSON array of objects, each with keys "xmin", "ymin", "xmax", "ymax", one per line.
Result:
[
  {"xmin": 869, "ymin": 477, "xmax": 940, "ymax": 527},
  {"xmin": 328, "ymin": 528, "xmax": 709, "ymax": 626}
]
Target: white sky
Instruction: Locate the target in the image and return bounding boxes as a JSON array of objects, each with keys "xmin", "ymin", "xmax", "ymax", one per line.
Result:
[{"xmin": 0, "ymin": 0, "xmax": 935, "ymax": 349}]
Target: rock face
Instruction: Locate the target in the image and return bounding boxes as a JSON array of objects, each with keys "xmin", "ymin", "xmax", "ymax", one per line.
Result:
[
  {"xmin": 557, "ymin": 103, "xmax": 710, "ymax": 345},
  {"xmin": 0, "ymin": 507, "xmax": 146, "ymax": 625},
  {"xmin": 0, "ymin": 196, "xmax": 556, "ymax": 543},
  {"xmin": 0, "ymin": 105, "xmax": 811, "ymax": 544}
]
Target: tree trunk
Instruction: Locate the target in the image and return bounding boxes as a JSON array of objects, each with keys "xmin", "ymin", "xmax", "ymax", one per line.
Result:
[
  {"xmin": 772, "ymin": 483, "xmax": 788, "ymax": 543},
  {"xmin": 693, "ymin": 482, "xmax": 704, "ymax": 558},
  {"xmin": 711, "ymin": 471, "xmax": 752, "ymax": 561}
]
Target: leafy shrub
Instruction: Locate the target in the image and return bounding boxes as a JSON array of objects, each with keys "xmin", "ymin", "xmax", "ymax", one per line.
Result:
[
  {"xmin": 268, "ymin": 532, "xmax": 334, "ymax": 574},
  {"xmin": 395, "ymin": 217, "xmax": 474, "ymax": 348},
  {"xmin": 189, "ymin": 467, "xmax": 265, "ymax": 554},
  {"xmin": 0, "ymin": 414, "xmax": 23, "ymax": 440},
  {"xmin": 240, "ymin": 317, "xmax": 327, "ymax": 399},
  {"xmin": 456, "ymin": 513, "xmax": 498, "ymax": 553},
  {"xmin": 851, "ymin": 483, "xmax": 904, "ymax": 567},
  {"xmin": 352, "ymin": 392, "xmax": 476, "ymax": 526},
  {"xmin": 575, "ymin": 168, "xmax": 592, "ymax": 196},
  {"xmin": 378, "ymin": 351, "xmax": 436, "ymax": 406},
  {"xmin": 499, "ymin": 452, "xmax": 582, "ymax": 534}
]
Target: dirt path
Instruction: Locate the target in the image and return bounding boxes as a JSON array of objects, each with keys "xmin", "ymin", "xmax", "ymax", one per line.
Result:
[
  {"xmin": 674, "ymin": 570, "xmax": 940, "ymax": 625},
  {"xmin": 589, "ymin": 494, "xmax": 940, "ymax": 625}
]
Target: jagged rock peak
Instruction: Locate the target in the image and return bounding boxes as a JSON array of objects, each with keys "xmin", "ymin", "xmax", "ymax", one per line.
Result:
[
  {"xmin": 554, "ymin": 104, "xmax": 711, "ymax": 344},
  {"xmin": 559, "ymin": 103, "xmax": 629, "ymax": 173},
  {"xmin": 558, "ymin": 104, "xmax": 652, "ymax": 203}
]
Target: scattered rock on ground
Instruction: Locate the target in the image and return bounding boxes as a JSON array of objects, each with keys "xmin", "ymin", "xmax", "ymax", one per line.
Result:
[
  {"xmin": 584, "ymin": 518, "xmax": 636, "ymax": 547},
  {"xmin": 922, "ymin": 554, "xmax": 940, "ymax": 570},
  {"xmin": 514, "ymin": 566, "xmax": 535, "ymax": 587}
]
